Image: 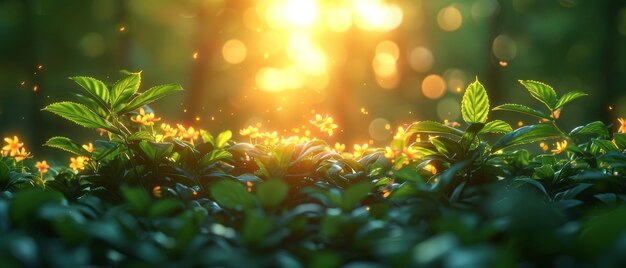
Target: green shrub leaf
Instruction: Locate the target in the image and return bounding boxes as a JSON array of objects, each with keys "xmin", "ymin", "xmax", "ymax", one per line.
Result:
[
  {"xmin": 461, "ymin": 79, "xmax": 489, "ymax": 124},
  {"xmin": 215, "ymin": 130, "xmax": 232, "ymax": 149},
  {"xmin": 405, "ymin": 121, "xmax": 463, "ymax": 137},
  {"xmin": 492, "ymin": 124, "xmax": 563, "ymax": 151},
  {"xmin": 493, "ymin": 103, "xmax": 551, "ymax": 120},
  {"xmin": 255, "ymin": 179, "xmax": 289, "ymax": 209},
  {"xmin": 120, "ymin": 83, "xmax": 183, "ymax": 114},
  {"xmin": 556, "ymin": 90, "xmax": 587, "ymax": 109},
  {"xmin": 138, "ymin": 141, "xmax": 173, "ymax": 163},
  {"xmin": 43, "ymin": 101, "xmax": 118, "ymax": 133},
  {"xmin": 210, "ymin": 179, "xmax": 256, "ymax": 210},
  {"xmin": 70, "ymin": 76, "xmax": 110, "ymax": 107},
  {"xmin": 111, "ymin": 72, "xmax": 141, "ymax": 111},
  {"xmin": 569, "ymin": 121, "xmax": 609, "ymax": 138},
  {"xmin": 45, "ymin": 136, "xmax": 92, "ymax": 156},
  {"xmin": 519, "ymin": 80, "xmax": 558, "ymax": 110},
  {"xmin": 341, "ymin": 181, "xmax": 373, "ymax": 211},
  {"xmin": 480, "ymin": 120, "xmax": 513, "ymax": 134}
]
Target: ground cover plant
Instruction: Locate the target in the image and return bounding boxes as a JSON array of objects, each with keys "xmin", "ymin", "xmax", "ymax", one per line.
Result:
[{"xmin": 2, "ymin": 71, "xmax": 626, "ymax": 267}]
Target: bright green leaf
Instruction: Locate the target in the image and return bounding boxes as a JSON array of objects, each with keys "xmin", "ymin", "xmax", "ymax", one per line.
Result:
[
  {"xmin": 69, "ymin": 76, "xmax": 110, "ymax": 106},
  {"xmin": 405, "ymin": 121, "xmax": 463, "ymax": 137},
  {"xmin": 44, "ymin": 136, "xmax": 91, "ymax": 156},
  {"xmin": 480, "ymin": 120, "xmax": 513, "ymax": 134},
  {"xmin": 199, "ymin": 149, "xmax": 232, "ymax": 166},
  {"xmin": 43, "ymin": 102, "xmax": 118, "ymax": 133},
  {"xmin": 519, "ymin": 80, "xmax": 558, "ymax": 110},
  {"xmin": 493, "ymin": 103, "xmax": 551, "ymax": 120},
  {"xmin": 111, "ymin": 72, "xmax": 141, "ymax": 111},
  {"xmin": 120, "ymin": 83, "xmax": 183, "ymax": 114},
  {"xmin": 569, "ymin": 121, "xmax": 609, "ymax": 138},
  {"xmin": 555, "ymin": 90, "xmax": 587, "ymax": 109},
  {"xmin": 461, "ymin": 79, "xmax": 489, "ymax": 124},
  {"xmin": 215, "ymin": 130, "xmax": 232, "ymax": 149}
]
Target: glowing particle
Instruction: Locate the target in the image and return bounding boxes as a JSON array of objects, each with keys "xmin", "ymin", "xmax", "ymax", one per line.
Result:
[
  {"xmin": 276, "ymin": 106, "xmax": 283, "ymax": 111},
  {"xmin": 517, "ymin": 121, "xmax": 523, "ymax": 127},
  {"xmin": 193, "ymin": 52, "xmax": 199, "ymax": 59},
  {"xmin": 499, "ymin": 61, "xmax": 508, "ymax": 67},
  {"xmin": 33, "ymin": 85, "xmax": 38, "ymax": 92},
  {"xmin": 183, "ymin": 109, "xmax": 188, "ymax": 113},
  {"xmin": 20, "ymin": 81, "xmax": 25, "ymax": 86},
  {"xmin": 195, "ymin": 117, "xmax": 200, "ymax": 121},
  {"xmin": 119, "ymin": 26, "xmax": 126, "ymax": 32}
]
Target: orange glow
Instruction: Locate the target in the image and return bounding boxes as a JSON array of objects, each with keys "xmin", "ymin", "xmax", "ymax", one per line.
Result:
[
  {"xmin": 421, "ymin": 75, "xmax": 446, "ymax": 99},
  {"xmin": 437, "ymin": 6, "xmax": 463, "ymax": 31},
  {"xmin": 222, "ymin": 39, "xmax": 247, "ymax": 64}
]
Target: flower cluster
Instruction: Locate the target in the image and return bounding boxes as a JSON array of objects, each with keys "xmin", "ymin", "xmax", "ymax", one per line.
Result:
[
  {"xmin": 2, "ymin": 136, "xmax": 31, "ymax": 162},
  {"xmin": 131, "ymin": 108, "xmax": 161, "ymax": 126}
]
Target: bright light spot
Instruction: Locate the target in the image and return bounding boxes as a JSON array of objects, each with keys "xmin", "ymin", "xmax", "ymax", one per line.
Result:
[
  {"xmin": 222, "ymin": 39, "xmax": 247, "ymax": 64},
  {"xmin": 287, "ymin": 35, "xmax": 327, "ymax": 75},
  {"xmin": 192, "ymin": 52, "xmax": 199, "ymax": 60},
  {"xmin": 422, "ymin": 74, "xmax": 446, "ymax": 100},
  {"xmin": 376, "ymin": 40, "xmax": 400, "ymax": 60},
  {"xmin": 492, "ymin": 35, "xmax": 517, "ymax": 61},
  {"xmin": 408, "ymin": 47, "xmax": 434, "ymax": 73},
  {"xmin": 326, "ymin": 5, "xmax": 353, "ymax": 32},
  {"xmin": 369, "ymin": 118, "xmax": 391, "ymax": 141},
  {"xmin": 372, "ymin": 53, "xmax": 397, "ymax": 77},
  {"xmin": 265, "ymin": 0, "xmax": 319, "ymax": 30},
  {"xmin": 437, "ymin": 6, "xmax": 463, "ymax": 32},
  {"xmin": 352, "ymin": 0, "xmax": 403, "ymax": 31}
]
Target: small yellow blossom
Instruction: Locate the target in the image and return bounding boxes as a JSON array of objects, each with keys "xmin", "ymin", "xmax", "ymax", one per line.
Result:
[
  {"xmin": 353, "ymin": 143, "xmax": 369, "ymax": 158},
  {"xmin": 393, "ymin": 127, "xmax": 406, "ymax": 140},
  {"xmin": 14, "ymin": 148, "xmax": 31, "ymax": 162},
  {"xmin": 69, "ymin": 156, "xmax": 89, "ymax": 171},
  {"xmin": 402, "ymin": 146, "xmax": 419, "ymax": 160},
  {"xmin": 551, "ymin": 140, "xmax": 568, "ymax": 155},
  {"xmin": 82, "ymin": 143, "xmax": 95, "ymax": 153},
  {"xmin": 618, "ymin": 118, "xmax": 626, "ymax": 133},
  {"xmin": 423, "ymin": 164, "xmax": 437, "ymax": 174},
  {"xmin": 382, "ymin": 189, "xmax": 391, "ymax": 198},
  {"xmin": 131, "ymin": 108, "xmax": 161, "ymax": 126},
  {"xmin": 177, "ymin": 124, "xmax": 199, "ymax": 143},
  {"xmin": 240, "ymin": 126, "xmax": 260, "ymax": 139},
  {"xmin": 310, "ymin": 114, "xmax": 338, "ymax": 136},
  {"xmin": 161, "ymin": 123, "xmax": 178, "ymax": 138},
  {"xmin": 35, "ymin": 160, "xmax": 50, "ymax": 174},
  {"xmin": 3, "ymin": 136, "xmax": 24, "ymax": 157},
  {"xmin": 334, "ymin": 143, "xmax": 346, "ymax": 153},
  {"xmin": 384, "ymin": 146, "xmax": 396, "ymax": 159}
]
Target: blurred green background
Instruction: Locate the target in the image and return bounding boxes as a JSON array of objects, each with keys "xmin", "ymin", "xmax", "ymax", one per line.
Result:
[{"xmin": 1, "ymin": 0, "xmax": 626, "ymax": 158}]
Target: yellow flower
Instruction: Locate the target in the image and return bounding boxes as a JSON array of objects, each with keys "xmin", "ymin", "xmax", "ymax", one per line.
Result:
[
  {"xmin": 618, "ymin": 118, "xmax": 626, "ymax": 133},
  {"xmin": 131, "ymin": 108, "xmax": 161, "ymax": 126},
  {"xmin": 353, "ymin": 143, "xmax": 369, "ymax": 158},
  {"xmin": 35, "ymin": 160, "xmax": 50, "ymax": 174},
  {"xmin": 177, "ymin": 124, "xmax": 199, "ymax": 142},
  {"xmin": 382, "ymin": 189, "xmax": 391, "ymax": 198},
  {"xmin": 82, "ymin": 143, "xmax": 95, "ymax": 153},
  {"xmin": 539, "ymin": 142, "xmax": 549, "ymax": 152},
  {"xmin": 261, "ymin": 131, "xmax": 279, "ymax": 145},
  {"xmin": 311, "ymin": 114, "xmax": 338, "ymax": 136},
  {"xmin": 3, "ymin": 136, "xmax": 24, "ymax": 157},
  {"xmin": 384, "ymin": 146, "xmax": 396, "ymax": 159},
  {"xmin": 402, "ymin": 146, "xmax": 419, "ymax": 160},
  {"xmin": 423, "ymin": 164, "xmax": 437, "ymax": 174},
  {"xmin": 552, "ymin": 107, "xmax": 563, "ymax": 120},
  {"xmin": 160, "ymin": 123, "xmax": 178, "ymax": 138},
  {"xmin": 393, "ymin": 127, "xmax": 406, "ymax": 140},
  {"xmin": 69, "ymin": 156, "xmax": 88, "ymax": 171},
  {"xmin": 551, "ymin": 140, "xmax": 568, "ymax": 155},
  {"xmin": 334, "ymin": 143, "xmax": 346, "ymax": 153},
  {"xmin": 14, "ymin": 148, "xmax": 31, "ymax": 162}
]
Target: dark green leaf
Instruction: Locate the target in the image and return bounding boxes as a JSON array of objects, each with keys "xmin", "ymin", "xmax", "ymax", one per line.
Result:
[
  {"xmin": 44, "ymin": 136, "xmax": 91, "ymax": 156},
  {"xmin": 43, "ymin": 102, "xmax": 118, "ymax": 133},
  {"xmin": 120, "ymin": 83, "xmax": 183, "ymax": 114},
  {"xmin": 341, "ymin": 181, "xmax": 373, "ymax": 211},
  {"xmin": 492, "ymin": 104, "xmax": 551, "ymax": 120},
  {"xmin": 199, "ymin": 149, "xmax": 232, "ymax": 166},
  {"xmin": 256, "ymin": 179, "xmax": 289, "ymax": 209},
  {"xmin": 210, "ymin": 179, "xmax": 256, "ymax": 210},
  {"xmin": 121, "ymin": 186, "xmax": 150, "ymax": 215},
  {"xmin": 492, "ymin": 124, "xmax": 563, "ymax": 152},
  {"xmin": 461, "ymin": 79, "xmax": 489, "ymax": 123},
  {"xmin": 569, "ymin": 121, "xmax": 609, "ymax": 138},
  {"xmin": 519, "ymin": 80, "xmax": 558, "ymax": 110},
  {"xmin": 138, "ymin": 141, "xmax": 173, "ymax": 163}
]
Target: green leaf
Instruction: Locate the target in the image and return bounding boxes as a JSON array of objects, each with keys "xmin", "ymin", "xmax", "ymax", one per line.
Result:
[
  {"xmin": 69, "ymin": 76, "xmax": 110, "ymax": 107},
  {"xmin": 120, "ymin": 83, "xmax": 183, "ymax": 114},
  {"xmin": 341, "ymin": 181, "xmax": 373, "ymax": 211},
  {"xmin": 479, "ymin": 120, "xmax": 513, "ymax": 134},
  {"xmin": 461, "ymin": 79, "xmax": 489, "ymax": 123},
  {"xmin": 492, "ymin": 124, "xmax": 563, "ymax": 152},
  {"xmin": 127, "ymin": 131, "xmax": 154, "ymax": 141},
  {"xmin": 215, "ymin": 130, "xmax": 232, "ymax": 149},
  {"xmin": 492, "ymin": 104, "xmax": 551, "ymax": 120},
  {"xmin": 121, "ymin": 186, "xmax": 151, "ymax": 215},
  {"xmin": 255, "ymin": 179, "xmax": 289, "ymax": 209},
  {"xmin": 459, "ymin": 123, "xmax": 485, "ymax": 150},
  {"xmin": 10, "ymin": 189, "xmax": 64, "ymax": 227},
  {"xmin": 43, "ymin": 102, "xmax": 118, "ymax": 133},
  {"xmin": 199, "ymin": 149, "xmax": 232, "ymax": 166},
  {"xmin": 555, "ymin": 90, "xmax": 587, "ymax": 109},
  {"xmin": 210, "ymin": 179, "xmax": 256, "ymax": 210},
  {"xmin": 519, "ymin": 80, "xmax": 558, "ymax": 110},
  {"xmin": 569, "ymin": 121, "xmax": 609, "ymax": 138},
  {"xmin": 111, "ymin": 72, "xmax": 141, "ymax": 111},
  {"xmin": 44, "ymin": 136, "xmax": 91, "ymax": 156},
  {"xmin": 613, "ymin": 133, "xmax": 626, "ymax": 149},
  {"xmin": 430, "ymin": 136, "xmax": 462, "ymax": 156},
  {"xmin": 405, "ymin": 121, "xmax": 463, "ymax": 137},
  {"xmin": 148, "ymin": 199, "xmax": 181, "ymax": 218},
  {"xmin": 138, "ymin": 141, "xmax": 173, "ymax": 163},
  {"xmin": 242, "ymin": 210, "xmax": 273, "ymax": 243},
  {"xmin": 592, "ymin": 139, "xmax": 619, "ymax": 153}
]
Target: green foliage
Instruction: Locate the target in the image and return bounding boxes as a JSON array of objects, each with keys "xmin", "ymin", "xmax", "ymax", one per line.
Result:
[{"xmin": 4, "ymin": 73, "xmax": 626, "ymax": 267}]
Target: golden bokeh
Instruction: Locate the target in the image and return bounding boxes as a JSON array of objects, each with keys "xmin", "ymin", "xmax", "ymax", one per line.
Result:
[
  {"xmin": 421, "ymin": 74, "xmax": 446, "ymax": 99},
  {"xmin": 437, "ymin": 6, "xmax": 463, "ymax": 32},
  {"xmin": 222, "ymin": 39, "xmax": 248, "ymax": 64}
]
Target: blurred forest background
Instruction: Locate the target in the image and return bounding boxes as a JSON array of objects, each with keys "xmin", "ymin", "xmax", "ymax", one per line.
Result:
[{"xmin": 1, "ymin": 0, "xmax": 626, "ymax": 158}]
